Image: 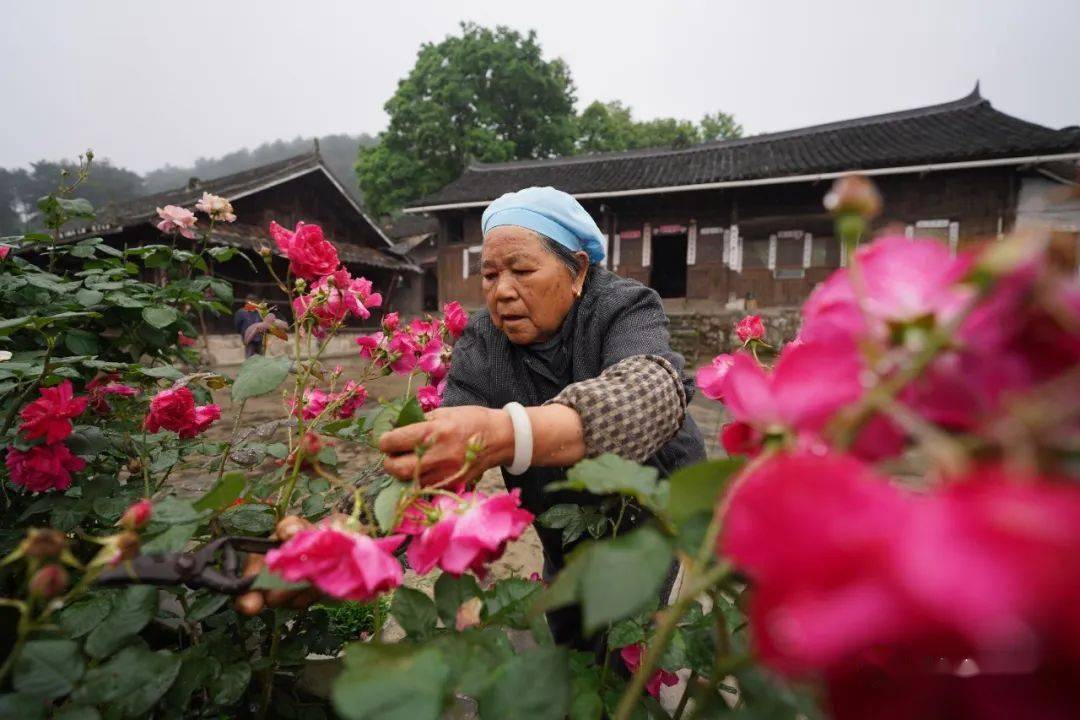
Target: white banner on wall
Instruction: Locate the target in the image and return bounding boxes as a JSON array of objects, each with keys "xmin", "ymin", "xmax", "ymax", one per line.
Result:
[
  {"xmin": 687, "ymin": 222, "xmax": 697, "ymax": 266},
  {"xmin": 803, "ymin": 233, "xmax": 813, "ymax": 268},
  {"xmin": 767, "ymin": 234, "xmax": 777, "ymax": 270},
  {"xmin": 642, "ymin": 223, "xmax": 652, "ymax": 267},
  {"xmin": 729, "ymin": 225, "xmax": 741, "ymax": 273}
]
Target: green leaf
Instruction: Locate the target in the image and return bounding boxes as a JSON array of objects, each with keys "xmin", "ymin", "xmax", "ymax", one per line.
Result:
[
  {"xmin": 72, "ymin": 645, "xmax": 181, "ymax": 718},
  {"xmin": 220, "ymin": 504, "xmax": 275, "ymax": 535},
  {"xmin": 148, "ymin": 446, "xmax": 179, "ymax": 473},
  {"xmin": 434, "ymin": 573, "xmax": 481, "ymax": 626},
  {"xmin": 206, "ymin": 246, "xmax": 237, "ymax": 262},
  {"xmin": 0, "ymin": 693, "xmax": 47, "ymax": 719},
  {"xmin": 193, "ymin": 471, "xmax": 246, "ymax": 512},
  {"xmin": 75, "ymin": 289, "xmax": 104, "ymax": 307},
  {"xmin": 373, "ymin": 480, "xmax": 404, "ymax": 533},
  {"xmin": 63, "ymin": 329, "xmax": 100, "ymax": 355},
  {"xmin": 251, "ymin": 567, "xmax": 308, "ymax": 591},
  {"xmin": 537, "ymin": 503, "xmax": 589, "ymax": 547},
  {"xmin": 607, "ymin": 618, "xmax": 646, "ymax": 649},
  {"xmin": 395, "ymin": 396, "xmax": 425, "ymax": 427},
  {"xmin": 333, "ymin": 643, "xmax": 452, "ymax": 720},
  {"xmin": 84, "ymin": 585, "xmax": 158, "ymax": 659},
  {"xmin": 139, "ymin": 365, "xmax": 182, "ymax": 380},
  {"xmin": 54, "ymin": 707, "xmax": 101, "ymax": 720},
  {"xmin": 12, "ymin": 639, "xmax": 84, "ymax": 699},
  {"xmin": 141, "ymin": 523, "xmax": 197, "ymax": 553},
  {"xmin": 484, "ymin": 578, "xmax": 543, "ymax": 629},
  {"xmin": 66, "ymin": 426, "xmax": 108, "ymax": 458},
  {"xmin": 141, "ymin": 305, "xmax": 179, "ymax": 329},
  {"xmin": 390, "ymin": 587, "xmax": 437, "ymax": 640},
  {"xmin": 476, "ymin": 646, "xmax": 570, "ymax": 720},
  {"xmin": 535, "ymin": 528, "xmax": 673, "ymax": 635},
  {"xmin": 0, "ymin": 316, "xmax": 31, "ymax": 336},
  {"xmin": 58, "ymin": 592, "xmax": 113, "ymax": 638},
  {"xmin": 185, "ymin": 592, "xmax": 229, "ymax": 623},
  {"xmin": 208, "ymin": 661, "xmax": 250, "ymax": 705},
  {"xmin": 666, "ymin": 458, "xmax": 744, "ymax": 526},
  {"xmin": 548, "ymin": 455, "xmax": 663, "ymax": 511},
  {"xmin": 580, "ymin": 527, "xmax": 672, "ymax": 634},
  {"xmin": 230, "ymin": 354, "xmax": 289, "ymax": 402},
  {"xmin": 368, "ymin": 405, "xmax": 398, "ymax": 447},
  {"xmin": 152, "ymin": 497, "xmax": 207, "ymax": 525}
]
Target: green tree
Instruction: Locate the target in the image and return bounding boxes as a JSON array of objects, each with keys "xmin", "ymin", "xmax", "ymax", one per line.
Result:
[
  {"xmin": 700, "ymin": 110, "xmax": 744, "ymax": 142},
  {"xmin": 356, "ymin": 23, "xmax": 578, "ymax": 216},
  {"xmin": 575, "ymin": 101, "xmax": 742, "ymax": 154}
]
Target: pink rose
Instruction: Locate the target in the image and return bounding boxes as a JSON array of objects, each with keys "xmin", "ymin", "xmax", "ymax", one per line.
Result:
[
  {"xmin": 294, "ymin": 269, "xmax": 382, "ymax": 333},
  {"xmin": 177, "ymin": 330, "xmax": 197, "ymax": 347},
  {"xmin": 265, "ymin": 523, "xmax": 404, "ymax": 601},
  {"xmin": 155, "ymin": 205, "xmax": 198, "ymax": 239},
  {"xmin": 19, "ymin": 380, "xmax": 88, "ymax": 444},
  {"xmin": 5, "ymin": 443, "xmax": 86, "ymax": 493},
  {"xmin": 291, "ymin": 388, "xmax": 331, "ymax": 421},
  {"xmin": 194, "ymin": 192, "xmax": 236, "ymax": 223},
  {"xmin": 695, "ymin": 353, "xmax": 734, "ymax": 401},
  {"xmin": 398, "ymin": 489, "xmax": 533, "ymax": 577},
  {"xmin": 416, "ymin": 384, "xmax": 442, "ymax": 412},
  {"xmin": 0, "ymin": 245, "xmax": 10, "ymax": 260},
  {"xmin": 418, "ymin": 339, "xmax": 450, "ymax": 383},
  {"xmin": 145, "ymin": 387, "xmax": 220, "ymax": 438},
  {"xmin": 619, "ymin": 643, "xmax": 680, "ymax": 697},
  {"xmin": 409, "ymin": 318, "xmax": 439, "ymax": 343},
  {"xmin": 387, "ymin": 331, "xmax": 420, "ymax": 375},
  {"xmin": 356, "ymin": 332, "xmax": 384, "ymax": 361},
  {"xmin": 382, "ymin": 312, "xmax": 400, "ymax": 332},
  {"xmin": 87, "ymin": 375, "xmax": 139, "ymax": 415},
  {"xmin": 268, "ymin": 221, "xmax": 339, "ymax": 280},
  {"xmin": 336, "ymin": 381, "xmax": 367, "ymax": 419},
  {"xmin": 735, "ymin": 314, "xmax": 765, "ymax": 344},
  {"xmin": 442, "ymin": 301, "xmax": 468, "ymax": 339}
]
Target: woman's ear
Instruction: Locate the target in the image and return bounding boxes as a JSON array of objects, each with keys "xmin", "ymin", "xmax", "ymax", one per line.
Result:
[{"xmin": 572, "ymin": 251, "xmax": 590, "ymax": 297}]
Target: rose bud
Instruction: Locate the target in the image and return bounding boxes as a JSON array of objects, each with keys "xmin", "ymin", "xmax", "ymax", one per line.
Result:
[
  {"xmin": 119, "ymin": 499, "xmax": 153, "ymax": 531},
  {"xmin": 823, "ymin": 174, "xmax": 882, "ymax": 219},
  {"xmin": 24, "ymin": 528, "xmax": 67, "ymax": 560},
  {"xmin": 29, "ymin": 564, "xmax": 69, "ymax": 600},
  {"xmin": 92, "ymin": 531, "xmax": 140, "ymax": 568},
  {"xmin": 127, "ymin": 458, "xmax": 143, "ymax": 474}
]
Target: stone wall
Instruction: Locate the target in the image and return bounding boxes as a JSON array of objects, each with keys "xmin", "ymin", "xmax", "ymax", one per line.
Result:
[{"xmin": 667, "ymin": 307, "xmax": 802, "ymax": 365}]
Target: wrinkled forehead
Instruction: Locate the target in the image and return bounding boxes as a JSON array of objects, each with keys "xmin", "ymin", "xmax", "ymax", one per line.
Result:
[{"xmin": 481, "ymin": 226, "xmax": 549, "ymax": 266}]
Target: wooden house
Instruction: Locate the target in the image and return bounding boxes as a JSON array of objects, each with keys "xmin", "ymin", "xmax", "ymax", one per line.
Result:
[
  {"xmin": 66, "ymin": 151, "xmax": 419, "ymax": 330},
  {"xmin": 405, "ymin": 87, "xmax": 1080, "ymax": 311}
]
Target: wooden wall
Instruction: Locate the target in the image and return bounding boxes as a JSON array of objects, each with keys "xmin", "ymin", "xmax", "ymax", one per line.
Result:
[{"xmin": 431, "ymin": 166, "xmax": 1020, "ymax": 310}]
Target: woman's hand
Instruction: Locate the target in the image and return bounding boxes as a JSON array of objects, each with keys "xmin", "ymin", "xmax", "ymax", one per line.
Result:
[
  {"xmin": 234, "ymin": 515, "xmax": 322, "ymax": 616},
  {"xmin": 379, "ymin": 406, "xmax": 514, "ymax": 487}
]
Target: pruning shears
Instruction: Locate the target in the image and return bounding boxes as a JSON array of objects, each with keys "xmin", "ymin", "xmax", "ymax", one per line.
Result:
[{"xmin": 95, "ymin": 536, "xmax": 279, "ymax": 594}]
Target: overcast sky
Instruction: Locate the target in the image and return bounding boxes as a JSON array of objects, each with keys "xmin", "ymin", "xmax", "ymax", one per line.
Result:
[{"xmin": 3, "ymin": 0, "xmax": 1078, "ymax": 174}]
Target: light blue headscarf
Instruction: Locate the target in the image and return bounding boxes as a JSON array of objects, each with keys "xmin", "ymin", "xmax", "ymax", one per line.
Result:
[{"xmin": 481, "ymin": 186, "xmax": 606, "ymax": 265}]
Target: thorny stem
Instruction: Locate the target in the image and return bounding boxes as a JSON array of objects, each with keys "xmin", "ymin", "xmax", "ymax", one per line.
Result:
[
  {"xmin": 214, "ymin": 399, "xmax": 248, "ymax": 485},
  {"xmin": 0, "ymin": 336, "xmax": 55, "ymax": 436},
  {"xmin": 257, "ymin": 613, "xmax": 282, "ymax": 720}
]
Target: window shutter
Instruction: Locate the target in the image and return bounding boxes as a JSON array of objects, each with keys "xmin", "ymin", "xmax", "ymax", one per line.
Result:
[
  {"xmin": 803, "ymin": 233, "xmax": 813, "ymax": 268},
  {"xmin": 767, "ymin": 234, "xmax": 777, "ymax": 270},
  {"xmin": 461, "ymin": 247, "xmax": 469, "ymax": 279},
  {"xmin": 948, "ymin": 221, "xmax": 959, "ymax": 256},
  {"xmin": 729, "ymin": 225, "xmax": 741, "ymax": 273},
  {"xmin": 687, "ymin": 221, "xmax": 697, "ymax": 266},
  {"xmin": 722, "ymin": 229, "xmax": 730, "ymax": 264},
  {"xmin": 642, "ymin": 223, "xmax": 652, "ymax": 267}
]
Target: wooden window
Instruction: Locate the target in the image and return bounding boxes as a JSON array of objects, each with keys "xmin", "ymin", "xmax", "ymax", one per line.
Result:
[
  {"xmin": 914, "ymin": 219, "xmax": 960, "ymax": 256},
  {"xmin": 811, "ymin": 236, "xmax": 840, "ymax": 267},
  {"xmin": 743, "ymin": 238, "xmax": 770, "ymax": 268},
  {"xmin": 775, "ymin": 230, "xmax": 804, "ymax": 267}
]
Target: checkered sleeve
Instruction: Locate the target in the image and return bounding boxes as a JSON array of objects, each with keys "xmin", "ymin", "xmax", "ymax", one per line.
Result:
[{"xmin": 545, "ymin": 354, "xmax": 687, "ymax": 463}]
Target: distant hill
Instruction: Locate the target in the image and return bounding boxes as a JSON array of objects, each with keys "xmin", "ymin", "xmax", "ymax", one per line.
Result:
[{"xmin": 142, "ymin": 133, "xmax": 376, "ymax": 204}]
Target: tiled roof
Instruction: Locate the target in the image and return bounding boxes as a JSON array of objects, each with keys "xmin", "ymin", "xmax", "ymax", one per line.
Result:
[
  {"xmin": 409, "ymin": 87, "xmax": 1080, "ymax": 208},
  {"xmin": 62, "ymin": 152, "xmax": 417, "ymax": 271}
]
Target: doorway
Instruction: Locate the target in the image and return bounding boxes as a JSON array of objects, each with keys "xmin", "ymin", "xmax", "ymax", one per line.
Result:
[
  {"xmin": 422, "ymin": 267, "xmax": 438, "ymax": 311},
  {"xmin": 650, "ymin": 234, "xmax": 688, "ymax": 298}
]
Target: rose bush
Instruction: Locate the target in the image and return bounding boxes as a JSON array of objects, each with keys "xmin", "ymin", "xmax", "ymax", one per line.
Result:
[{"xmin": 1, "ymin": 155, "xmax": 1077, "ymax": 720}]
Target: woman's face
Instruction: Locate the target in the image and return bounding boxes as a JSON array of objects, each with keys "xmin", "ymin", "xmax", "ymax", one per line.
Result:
[{"xmin": 481, "ymin": 226, "xmax": 588, "ymax": 345}]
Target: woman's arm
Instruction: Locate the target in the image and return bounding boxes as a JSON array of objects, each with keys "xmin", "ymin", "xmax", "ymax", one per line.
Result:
[
  {"xmin": 379, "ymin": 403, "xmax": 585, "ymax": 485},
  {"xmin": 379, "ymin": 355, "xmax": 686, "ymax": 485}
]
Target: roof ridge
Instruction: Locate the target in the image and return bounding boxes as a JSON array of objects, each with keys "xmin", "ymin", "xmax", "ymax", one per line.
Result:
[{"xmin": 468, "ymin": 87, "xmax": 992, "ymax": 172}]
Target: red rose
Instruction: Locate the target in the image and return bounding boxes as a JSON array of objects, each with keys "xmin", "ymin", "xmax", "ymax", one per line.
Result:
[
  {"xmin": 5, "ymin": 443, "xmax": 86, "ymax": 493},
  {"xmin": 269, "ymin": 221, "xmax": 339, "ymax": 280},
  {"xmin": 735, "ymin": 314, "xmax": 765, "ymax": 343},
  {"xmin": 144, "ymin": 387, "xmax": 220, "ymax": 438},
  {"xmin": 19, "ymin": 380, "xmax": 88, "ymax": 444}
]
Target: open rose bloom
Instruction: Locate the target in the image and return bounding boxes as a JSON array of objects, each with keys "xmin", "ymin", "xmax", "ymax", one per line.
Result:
[{"xmin": 695, "ymin": 192, "xmax": 1080, "ymax": 718}]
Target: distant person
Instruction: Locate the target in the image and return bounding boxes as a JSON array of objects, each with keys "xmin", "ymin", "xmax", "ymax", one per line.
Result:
[{"xmin": 233, "ymin": 301, "xmax": 266, "ymax": 358}]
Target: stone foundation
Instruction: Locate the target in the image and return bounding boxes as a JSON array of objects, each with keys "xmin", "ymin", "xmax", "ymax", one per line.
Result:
[
  {"xmin": 667, "ymin": 307, "xmax": 802, "ymax": 365},
  {"xmin": 200, "ymin": 332, "xmax": 368, "ymax": 367}
]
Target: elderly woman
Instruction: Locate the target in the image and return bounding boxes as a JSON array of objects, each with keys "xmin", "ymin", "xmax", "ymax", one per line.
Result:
[{"xmin": 380, "ymin": 187, "xmax": 705, "ymax": 637}]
